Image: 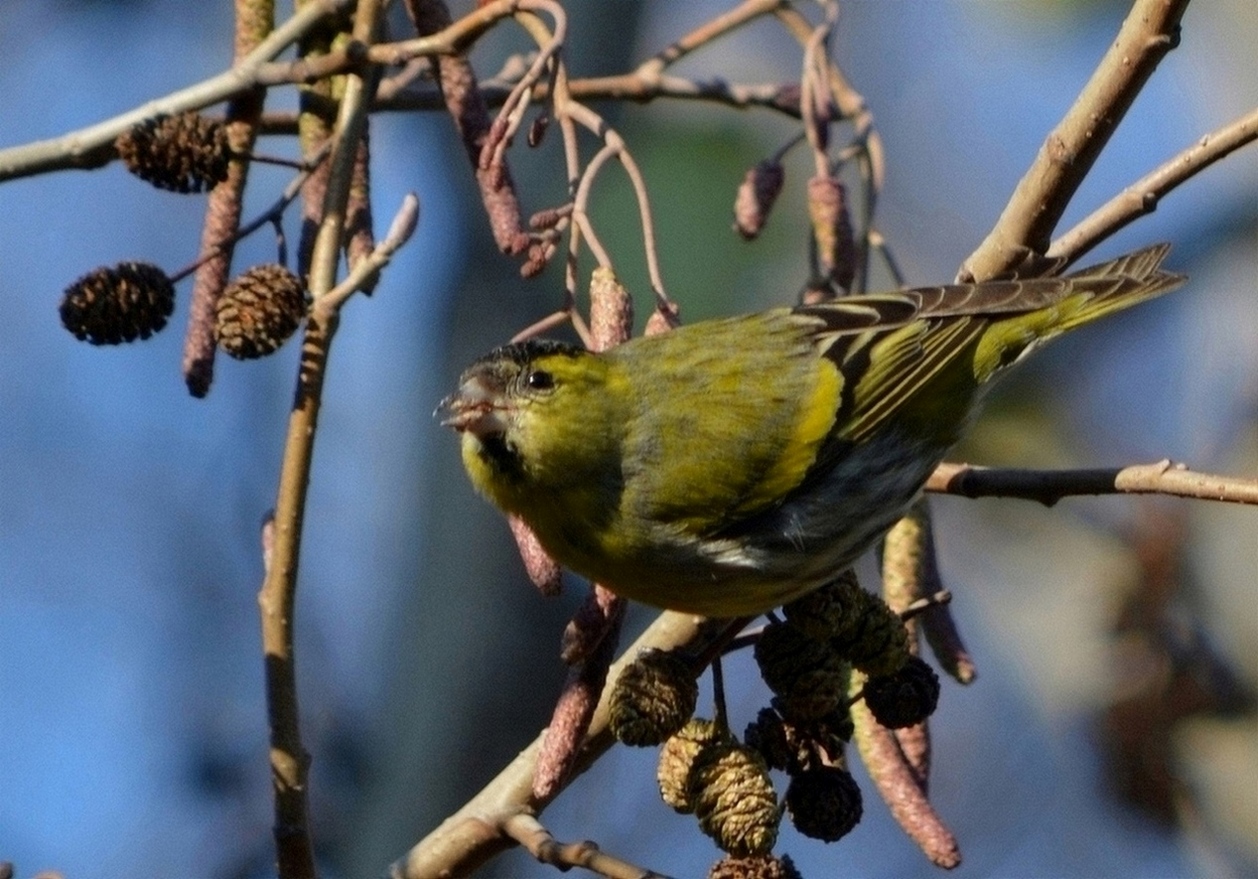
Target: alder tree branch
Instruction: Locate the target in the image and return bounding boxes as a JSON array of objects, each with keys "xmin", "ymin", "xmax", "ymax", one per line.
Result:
[
  {"xmin": 316, "ymin": 193, "xmax": 419, "ymax": 314},
  {"xmin": 961, "ymin": 0, "xmax": 1191, "ymax": 281},
  {"xmin": 389, "ymin": 613, "xmax": 745, "ymax": 879},
  {"xmin": 1050, "ymin": 104, "xmax": 1258, "ymax": 264},
  {"xmin": 258, "ymin": 1, "xmax": 390, "ymax": 877},
  {"xmin": 926, "ymin": 460, "xmax": 1258, "ymax": 507},
  {"xmin": 0, "ymin": 0, "xmax": 355, "ymax": 181},
  {"xmin": 502, "ymin": 809, "xmax": 674, "ymax": 879},
  {"xmin": 12, "ymin": 2, "xmax": 1255, "ymax": 877}
]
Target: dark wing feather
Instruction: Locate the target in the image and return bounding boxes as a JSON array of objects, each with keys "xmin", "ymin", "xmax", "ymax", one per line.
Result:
[{"xmin": 788, "ymin": 243, "xmax": 1182, "ymax": 453}]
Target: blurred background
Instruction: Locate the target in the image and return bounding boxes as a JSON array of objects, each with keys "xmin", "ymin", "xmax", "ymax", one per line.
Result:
[{"xmin": 1, "ymin": 1, "xmax": 1255, "ymax": 877}]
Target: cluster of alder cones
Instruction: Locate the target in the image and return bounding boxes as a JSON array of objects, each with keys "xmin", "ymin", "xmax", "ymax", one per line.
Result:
[
  {"xmin": 607, "ymin": 571, "xmax": 940, "ymax": 878},
  {"xmin": 59, "ymin": 112, "xmax": 307, "ymax": 361}
]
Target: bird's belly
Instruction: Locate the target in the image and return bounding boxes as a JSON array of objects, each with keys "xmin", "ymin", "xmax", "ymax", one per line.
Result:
[{"xmin": 600, "ymin": 429, "xmax": 948, "ymax": 617}]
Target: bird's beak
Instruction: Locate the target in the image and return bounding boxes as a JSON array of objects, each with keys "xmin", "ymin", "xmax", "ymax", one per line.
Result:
[{"xmin": 436, "ymin": 375, "xmax": 510, "ymax": 437}]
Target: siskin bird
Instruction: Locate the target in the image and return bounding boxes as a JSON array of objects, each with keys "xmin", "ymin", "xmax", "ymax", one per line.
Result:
[{"xmin": 439, "ymin": 245, "xmax": 1184, "ymax": 617}]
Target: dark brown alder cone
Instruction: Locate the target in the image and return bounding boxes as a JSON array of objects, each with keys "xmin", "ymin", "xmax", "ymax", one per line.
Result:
[
  {"xmin": 116, "ymin": 112, "xmax": 231, "ymax": 193},
  {"xmin": 215, "ymin": 264, "xmax": 306, "ymax": 360},
  {"xmin": 708, "ymin": 853, "xmax": 803, "ymax": 879},
  {"xmin": 794, "ymin": 574, "xmax": 909, "ymax": 677},
  {"xmin": 781, "ymin": 570, "xmax": 866, "ymax": 641},
  {"xmin": 863, "ymin": 656, "xmax": 941, "ymax": 729},
  {"xmin": 753, "ymin": 621, "xmax": 848, "ymax": 722},
  {"xmin": 833, "ymin": 595, "xmax": 911, "ymax": 678},
  {"xmin": 785, "ymin": 765, "xmax": 863, "ymax": 842},
  {"xmin": 60, "ymin": 261, "xmax": 175, "ymax": 345},
  {"xmin": 744, "ymin": 706, "xmax": 853, "ymax": 775}
]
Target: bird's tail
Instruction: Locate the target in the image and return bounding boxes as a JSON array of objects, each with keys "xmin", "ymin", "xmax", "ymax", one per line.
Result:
[
  {"xmin": 973, "ymin": 243, "xmax": 1186, "ymax": 380},
  {"xmin": 1047, "ymin": 243, "xmax": 1186, "ymax": 332}
]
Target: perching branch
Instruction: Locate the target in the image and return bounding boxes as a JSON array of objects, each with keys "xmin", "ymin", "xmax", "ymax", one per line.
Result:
[{"xmin": 926, "ymin": 459, "xmax": 1258, "ymax": 507}]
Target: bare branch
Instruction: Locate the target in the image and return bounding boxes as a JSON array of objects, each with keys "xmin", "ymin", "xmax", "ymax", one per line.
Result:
[
  {"xmin": 502, "ymin": 813, "xmax": 674, "ymax": 879},
  {"xmin": 315, "ymin": 192, "xmax": 419, "ymax": 314},
  {"xmin": 1051, "ymin": 105, "xmax": 1258, "ymax": 264},
  {"xmin": 961, "ymin": 0, "xmax": 1190, "ymax": 281},
  {"xmin": 259, "ymin": 2, "xmax": 386, "ymax": 876},
  {"xmin": 0, "ymin": 0, "xmax": 355, "ymax": 182},
  {"xmin": 638, "ymin": 0, "xmax": 782, "ymax": 78},
  {"xmin": 927, "ymin": 459, "xmax": 1258, "ymax": 507}
]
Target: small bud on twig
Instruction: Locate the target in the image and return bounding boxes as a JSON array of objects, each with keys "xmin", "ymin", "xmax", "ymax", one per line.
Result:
[
  {"xmin": 527, "ymin": 112, "xmax": 550, "ymax": 148},
  {"xmin": 733, "ymin": 160, "xmax": 785, "ymax": 240},
  {"xmin": 644, "ymin": 301, "xmax": 680, "ymax": 336}
]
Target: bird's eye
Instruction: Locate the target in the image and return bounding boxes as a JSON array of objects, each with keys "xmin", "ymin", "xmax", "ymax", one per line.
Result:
[{"xmin": 525, "ymin": 369, "xmax": 554, "ymax": 391}]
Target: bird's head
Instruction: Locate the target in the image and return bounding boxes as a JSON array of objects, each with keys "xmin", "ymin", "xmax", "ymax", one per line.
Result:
[{"xmin": 438, "ymin": 339, "xmax": 623, "ymax": 506}]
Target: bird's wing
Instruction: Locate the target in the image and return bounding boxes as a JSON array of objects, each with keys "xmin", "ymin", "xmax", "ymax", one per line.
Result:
[
  {"xmin": 795, "ymin": 243, "xmax": 1181, "ymax": 446},
  {"xmin": 794, "ymin": 294, "xmax": 987, "ymax": 446}
]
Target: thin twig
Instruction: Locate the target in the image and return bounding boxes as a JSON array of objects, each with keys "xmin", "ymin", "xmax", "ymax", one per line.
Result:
[
  {"xmin": 378, "ymin": 73, "xmax": 805, "ymax": 115},
  {"xmin": 167, "ymin": 142, "xmax": 332, "ymax": 284},
  {"xmin": 637, "ymin": 0, "xmax": 782, "ymax": 79},
  {"xmin": 565, "ymin": 101, "xmax": 674, "ymax": 309},
  {"xmin": 259, "ymin": 2, "xmax": 386, "ymax": 877},
  {"xmin": 0, "ymin": 1, "xmax": 845, "ymax": 185},
  {"xmin": 1050, "ymin": 105, "xmax": 1258, "ymax": 265},
  {"xmin": 511, "ymin": 8, "xmax": 675, "ymax": 318},
  {"xmin": 0, "ymin": 0, "xmax": 355, "ymax": 182},
  {"xmin": 316, "ymin": 193, "xmax": 419, "ymax": 314},
  {"xmin": 482, "ymin": 1, "xmax": 567, "ymax": 174},
  {"xmin": 960, "ymin": 0, "xmax": 1190, "ymax": 281},
  {"xmin": 899, "ymin": 591, "xmax": 953, "ymax": 622},
  {"xmin": 926, "ymin": 459, "xmax": 1258, "ymax": 507},
  {"xmin": 711, "ymin": 654, "xmax": 729, "ymax": 732},
  {"xmin": 502, "ymin": 813, "xmax": 674, "ymax": 879},
  {"xmin": 773, "ymin": 1, "xmax": 882, "ymax": 292}
]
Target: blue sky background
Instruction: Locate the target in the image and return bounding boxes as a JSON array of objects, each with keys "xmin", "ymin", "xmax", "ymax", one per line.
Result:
[{"xmin": 1, "ymin": 2, "xmax": 1255, "ymax": 877}]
